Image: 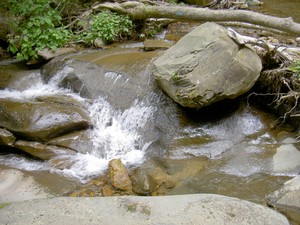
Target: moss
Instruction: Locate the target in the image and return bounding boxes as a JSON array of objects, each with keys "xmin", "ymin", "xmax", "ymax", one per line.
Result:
[
  {"xmin": 125, "ymin": 203, "xmax": 138, "ymax": 213},
  {"xmin": 141, "ymin": 205, "xmax": 151, "ymax": 216},
  {"xmin": 0, "ymin": 202, "xmax": 10, "ymax": 209}
]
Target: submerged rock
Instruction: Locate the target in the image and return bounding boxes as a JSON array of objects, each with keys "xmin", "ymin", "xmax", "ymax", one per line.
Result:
[
  {"xmin": 14, "ymin": 140, "xmax": 77, "ymax": 160},
  {"xmin": 0, "ymin": 98, "xmax": 91, "ymax": 142},
  {"xmin": 153, "ymin": 22, "xmax": 262, "ymax": 108},
  {"xmin": 131, "ymin": 168, "xmax": 156, "ymax": 195},
  {"xmin": 0, "ymin": 169, "xmax": 52, "ymax": 203},
  {"xmin": 143, "ymin": 39, "xmax": 172, "ymax": 51},
  {"xmin": 48, "ymin": 130, "xmax": 94, "ymax": 154}
]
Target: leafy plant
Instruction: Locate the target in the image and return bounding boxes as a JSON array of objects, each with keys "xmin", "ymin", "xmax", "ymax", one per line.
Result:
[
  {"xmin": 81, "ymin": 11, "xmax": 133, "ymax": 45},
  {"xmin": 289, "ymin": 60, "xmax": 300, "ymax": 78},
  {"xmin": 141, "ymin": 20, "xmax": 163, "ymax": 39},
  {"xmin": 7, "ymin": 0, "xmax": 71, "ymax": 60}
]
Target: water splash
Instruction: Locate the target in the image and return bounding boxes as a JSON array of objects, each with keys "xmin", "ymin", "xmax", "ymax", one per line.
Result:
[
  {"xmin": 0, "ymin": 67, "xmax": 156, "ymax": 183},
  {"xmin": 0, "ymin": 154, "xmax": 49, "ymax": 171},
  {"xmin": 0, "ymin": 65, "xmax": 80, "ymax": 101},
  {"xmin": 48, "ymin": 96, "xmax": 156, "ymax": 182}
]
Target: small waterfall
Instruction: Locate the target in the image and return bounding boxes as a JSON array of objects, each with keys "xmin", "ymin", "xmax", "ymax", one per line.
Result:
[
  {"xmin": 0, "ymin": 66, "xmax": 157, "ymax": 183},
  {"xmin": 50, "ymin": 96, "xmax": 156, "ymax": 183},
  {"xmin": 0, "ymin": 65, "xmax": 80, "ymax": 100}
]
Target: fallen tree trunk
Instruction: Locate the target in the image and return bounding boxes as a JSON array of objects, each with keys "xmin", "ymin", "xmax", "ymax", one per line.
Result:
[{"xmin": 92, "ymin": 1, "xmax": 300, "ymax": 36}]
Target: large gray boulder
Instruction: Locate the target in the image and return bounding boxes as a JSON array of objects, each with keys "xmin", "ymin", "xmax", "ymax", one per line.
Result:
[
  {"xmin": 0, "ymin": 194, "xmax": 289, "ymax": 225},
  {"xmin": 153, "ymin": 22, "xmax": 262, "ymax": 108}
]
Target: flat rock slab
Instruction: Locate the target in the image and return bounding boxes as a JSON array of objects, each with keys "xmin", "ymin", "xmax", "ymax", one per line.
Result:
[{"xmin": 0, "ymin": 194, "xmax": 289, "ymax": 225}]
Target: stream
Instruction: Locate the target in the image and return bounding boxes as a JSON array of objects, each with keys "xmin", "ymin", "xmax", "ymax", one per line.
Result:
[
  {"xmin": 0, "ymin": 47, "xmax": 299, "ymax": 202},
  {"xmin": 0, "ymin": 1, "xmax": 300, "ymax": 224}
]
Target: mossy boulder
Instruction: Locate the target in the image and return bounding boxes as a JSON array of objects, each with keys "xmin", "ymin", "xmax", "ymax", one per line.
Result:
[{"xmin": 153, "ymin": 22, "xmax": 262, "ymax": 109}]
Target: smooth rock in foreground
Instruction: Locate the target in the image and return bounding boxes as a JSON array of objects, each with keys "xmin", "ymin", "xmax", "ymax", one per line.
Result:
[{"xmin": 0, "ymin": 194, "xmax": 289, "ymax": 225}]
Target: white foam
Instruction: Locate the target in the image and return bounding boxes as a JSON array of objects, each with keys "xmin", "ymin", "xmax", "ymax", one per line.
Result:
[
  {"xmin": 0, "ymin": 67, "xmax": 156, "ymax": 183},
  {"xmin": 0, "ymin": 155, "xmax": 49, "ymax": 171}
]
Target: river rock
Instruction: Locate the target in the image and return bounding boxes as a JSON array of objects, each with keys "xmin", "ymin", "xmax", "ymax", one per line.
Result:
[
  {"xmin": 267, "ymin": 175, "xmax": 300, "ymax": 224},
  {"xmin": 14, "ymin": 140, "xmax": 77, "ymax": 160},
  {"xmin": 0, "ymin": 99, "xmax": 91, "ymax": 142},
  {"xmin": 38, "ymin": 47, "xmax": 77, "ymax": 60},
  {"xmin": 48, "ymin": 130, "xmax": 94, "ymax": 154},
  {"xmin": 108, "ymin": 159, "xmax": 132, "ymax": 193},
  {"xmin": 0, "ymin": 128, "xmax": 16, "ymax": 146},
  {"xmin": 41, "ymin": 48, "xmax": 161, "ymax": 109},
  {"xmin": 153, "ymin": 22, "xmax": 262, "ymax": 109},
  {"xmin": 272, "ymin": 143, "xmax": 300, "ymax": 174},
  {"xmin": 131, "ymin": 168, "xmax": 156, "ymax": 195},
  {"xmin": 143, "ymin": 39, "xmax": 172, "ymax": 51}
]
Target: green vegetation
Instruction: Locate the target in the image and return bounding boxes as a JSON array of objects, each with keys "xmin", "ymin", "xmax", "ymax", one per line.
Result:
[
  {"xmin": 3, "ymin": 0, "xmax": 133, "ymax": 60},
  {"xmin": 6, "ymin": 0, "xmax": 71, "ymax": 60},
  {"xmin": 0, "ymin": 202, "xmax": 10, "ymax": 209},
  {"xmin": 289, "ymin": 61, "xmax": 300, "ymax": 78},
  {"xmin": 171, "ymin": 71, "xmax": 180, "ymax": 81},
  {"xmin": 80, "ymin": 11, "xmax": 133, "ymax": 44}
]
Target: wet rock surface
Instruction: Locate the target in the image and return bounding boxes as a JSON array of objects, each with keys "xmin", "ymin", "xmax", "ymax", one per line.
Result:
[
  {"xmin": 48, "ymin": 130, "xmax": 94, "ymax": 154},
  {"xmin": 0, "ymin": 98, "xmax": 91, "ymax": 142},
  {"xmin": 14, "ymin": 140, "xmax": 77, "ymax": 160},
  {"xmin": 0, "ymin": 169, "xmax": 51, "ymax": 203},
  {"xmin": 267, "ymin": 175, "xmax": 300, "ymax": 225},
  {"xmin": 0, "ymin": 128, "xmax": 16, "ymax": 146},
  {"xmin": 108, "ymin": 159, "xmax": 133, "ymax": 193}
]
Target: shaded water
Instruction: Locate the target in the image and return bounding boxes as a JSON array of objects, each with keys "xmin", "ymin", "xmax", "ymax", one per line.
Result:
[{"xmin": 256, "ymin": 0, "xmax": 300, "ymax": 23}]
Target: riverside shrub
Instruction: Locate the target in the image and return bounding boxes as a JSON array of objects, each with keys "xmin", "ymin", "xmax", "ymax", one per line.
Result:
[
  {"xmin": 6, "ymin": 0, "xmax": 71, "ymax": 60},
  {"xmin": 81, "ymin": 11, "xmax": 133, "ymax": 44}
]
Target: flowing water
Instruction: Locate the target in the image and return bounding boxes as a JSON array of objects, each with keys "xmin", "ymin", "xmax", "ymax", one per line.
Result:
[
  {"xmin": 256, "ymin": 0, "xmax": 300, "ymax": 23},
  {"xmin": 0, "ymin": 51, "xmax": 298, "ymax": 201},
  {"xmin": 1, "ymin": 1, "xmax": 300, "ymax": 222},
  {"xmin": 0, "ymin": 61, "xmax": 157, "ymax": 183}
]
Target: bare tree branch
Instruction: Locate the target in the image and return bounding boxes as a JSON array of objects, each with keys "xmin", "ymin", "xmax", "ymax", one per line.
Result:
[{"xmin": 92, "ymin": 1, "xmax": 300, "ymax": 36}]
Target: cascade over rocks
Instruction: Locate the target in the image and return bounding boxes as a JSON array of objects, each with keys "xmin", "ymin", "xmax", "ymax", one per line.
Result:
[{"xmin": 153, "ymin": 22, "xmax": 262, "ymax": 109}]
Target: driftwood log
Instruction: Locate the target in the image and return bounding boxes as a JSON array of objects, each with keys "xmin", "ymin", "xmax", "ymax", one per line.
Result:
[{"xmin": 91, "ymin": 1, "xmax": 300, "ymax": 36}]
